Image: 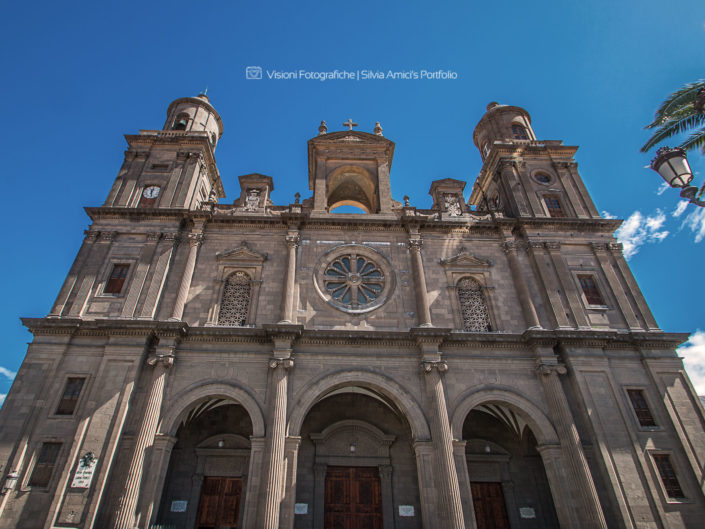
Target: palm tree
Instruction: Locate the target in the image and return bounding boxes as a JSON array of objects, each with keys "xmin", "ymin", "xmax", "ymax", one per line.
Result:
[{"xmin": 641, "ymin": 80, "xmax": 705, "ymax": 153}]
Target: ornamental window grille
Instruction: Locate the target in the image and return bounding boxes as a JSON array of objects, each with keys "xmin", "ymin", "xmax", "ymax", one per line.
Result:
[
  {"xmin": 218, "ymin": 271, "xmax": 251, "ymax": 326},
  {"xmin": 512, "ymin": 124, "xmax": 528, "ymax": 140},
  {"xmin": 653, "ymin": 454, "xmax": 685, "ymax": 499},
  {"xmin": 457, "ymin": 277, "xmax": 491, "ymax": 331}
]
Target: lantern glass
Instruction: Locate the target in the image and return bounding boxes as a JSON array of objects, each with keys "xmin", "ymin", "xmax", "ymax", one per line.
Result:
[{"xmin": 651, "ymin": 147, "xmax": 694, "ymax": 188}]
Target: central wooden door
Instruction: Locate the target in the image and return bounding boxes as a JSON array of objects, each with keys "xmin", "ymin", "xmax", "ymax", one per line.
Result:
[
  {"xmin": 325, "ymin": 466, "xmax": 383, "ymax": 529},
  {"xmin": 471, "ymin": 482, "xmax": 511, "ymax": 529},
  {"xmin": 195, "ymin": 477, "xmax": 242, "ymax": 529}
]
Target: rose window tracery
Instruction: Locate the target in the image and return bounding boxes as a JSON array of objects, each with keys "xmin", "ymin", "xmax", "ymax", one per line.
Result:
[{"xmin": 324, "ymin": 255, "xmax": 384, "ymax": 309}]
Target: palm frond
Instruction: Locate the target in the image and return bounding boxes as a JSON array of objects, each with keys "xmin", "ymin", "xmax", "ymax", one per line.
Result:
[
  {"xmin": 679, "ymin": 128, "xmax": 705, "ymax": 153},
  {"xmin": 640, "ymin": 113, "xmax": 705, "ymax": 152},
  {"xmin": 645, "ymin": 80, "xmax": 705, "ymax": 129}
]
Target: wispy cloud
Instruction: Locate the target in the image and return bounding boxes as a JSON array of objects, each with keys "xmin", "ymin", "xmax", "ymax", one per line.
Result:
[
  {"xmin": 681, "ymin": 206, "xmax": 705, "ymax": 243},
  {"xmin": 672, "ymin": 200, "xmax": 689, "ymax": 218},
  {"xmin": 601, "ymin": 210, "xmax": 617, "ymax": 219},
  {"xmin": 679, "ymin": 330, "xmax": 705, "ymax": 395},
  {"xmin": 656, "ymin": 182, "xmax": 671, "ymax": 196},
  {"xmin": 614, "ymin": 209, "xmax": 669, "ymax": 259},
  {"xmin": 0, "ymin": 394, "xmax": 5, "ymax": 406},
  {"xmin": 0, "ymin": 367, "xmax": 16, "ymax": 380}
]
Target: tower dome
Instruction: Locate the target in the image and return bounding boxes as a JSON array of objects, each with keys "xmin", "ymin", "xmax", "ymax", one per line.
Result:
[
  {"xmin": 164, "ymin": 93, "xmax": 224, "ymax": 149},
  {"xmin": 473, "ymin": 102, "xmax": 535, "ymax": 159}
]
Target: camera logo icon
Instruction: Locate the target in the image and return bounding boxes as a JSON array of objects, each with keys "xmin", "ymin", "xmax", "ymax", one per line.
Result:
[{"xmin": 246, "ymin": 66, "xmax": 263, "ymax": 80}]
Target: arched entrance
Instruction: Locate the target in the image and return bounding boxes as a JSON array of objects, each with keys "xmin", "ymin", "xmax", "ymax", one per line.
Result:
[
  {"xmin": 292, "ymin": 385, "xmax": 424, "ymax": 529},
  {"xmin": 460, "ymin": 405, "xmax": 560, "ymax": 529}
]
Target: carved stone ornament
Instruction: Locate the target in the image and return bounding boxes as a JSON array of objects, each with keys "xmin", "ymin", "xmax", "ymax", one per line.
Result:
[
  {"xmin": 440, "ymin": 246, "xmax": 492, "ymax": 268},
  {"xmin": 147, "ymin": 353, "xmax": 175, "ymax": 368},
  {"xmin": 444, "ymin": 193, "xmax": 463, "ymax": 217},
  {"xmin": 216, "ymin": 242, "xmax": 267, "ymax": 264},
  {"xmin": 536, "ymin": 363, "xmax": 567, "ymax": 376},
  {"xmin": 244, "ymin": 188, "xmax": 261, "ymax": 211},
  {"xmin": 269, "ymin": 358, "xmax": 294, "ymax": 369}
]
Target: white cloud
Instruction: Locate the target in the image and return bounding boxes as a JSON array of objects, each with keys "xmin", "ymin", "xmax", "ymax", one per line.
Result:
[
  {"xmin": 614, "ymin": 209, "xmax": 670, "ymax": 259},
  {"xmin": 656, "ymin": 182, "xmax": 670, "ymax": 196},
  {"xmin": 0, "ymin": 367, "xmax": 16, "ymax": 380},
  {"xmin": 679, "ymin": 330, "xmax": 705, "ymax": 396},
  {"xmin": 601, "ymin": 210, "xmax": 617, "ymax": 219},
  {"xmin": 681, "ymin": 206, "xmax": 705, "ymax": 243},
  {"xmin": 672, "ymin": 200, "xmax": 689, "ymax": 218},
  {"xmin": 0, "ymin": 394, "xmax": 5, "ymax": 406}
]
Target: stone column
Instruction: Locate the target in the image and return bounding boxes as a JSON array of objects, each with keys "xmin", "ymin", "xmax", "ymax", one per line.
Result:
[
  {"xmin": 113, "ymin": 349, "xmax": 175, "ymax": 529},
  {"xmin": 241, "ymin": 437, "xmax": 266, "ymax": 529},
  {"xmin": 536, "ymin": 363, "xmax": 607, "ymax": 529},
  {"xmin": 590, "ymin": 243, "xmax": 640, "ymax": 329},
  {"xmin": 421, "ymin": 360, "xmax": 465, "ymax": 529},
  {"xmin": 453, "ymin": 440, "xmax": 478, "ymax": 529},
  {"xmin": 260, "ymin": 357, "xmax": 294, "ymax": 529},
  {"xmin": 170, "ymin": 232, "xmax": 203, "ymax": 321},
  {"xmin": 408, "ymin": 234, "xmax": 433, "ymax": 327},
  {"xmin": 503, "ymin": 240, "xmax": 541, "ymax": 329},
  {"xmin": 68, "ymin": 230, "xmax": 117, "ymax": 317},
  {"xmin": 544, "ymin": 242, "xmax": 590, "ymax": 329},
  {"xmin": 279, "ymin": 231, "xmax": 300, "ymax": 323},
  {"xmin": 608, "ymin": 242, "xmax": 660, "ymax": 330},
  {"xmin": 121, "ymin": 232, "xmax": 162, "ymax": 319},
  {"xmin": 527, "ymin": 241, "xmax": 571, "ymax": 328},
  {"xmin": 279, "ymin": 436, "xmax": 302, "ymax": 529},
  {"xmin": 140, "ymin": 433, "xmax": 177, "ymax": 528}
]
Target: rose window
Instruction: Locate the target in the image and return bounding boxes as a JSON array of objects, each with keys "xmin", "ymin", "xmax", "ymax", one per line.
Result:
[
  {"xmin": 315, "ymin": 245, "xmax": 394, "ymax": 314},
  {"xmin": 324, "ymin": 255, "xmax": 384, "ymax": 309}
]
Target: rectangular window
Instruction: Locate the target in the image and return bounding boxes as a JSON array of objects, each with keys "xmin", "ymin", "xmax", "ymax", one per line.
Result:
[
  {"xmin": 55, "ymin": 377, "xmax": 85, "ymax": 415},
  {"xmin": 544, "ymin": 195, "xmax": 565, "ymax": 218},
  {"xmin": 627, "ymin": 389, "xmax": 656, "ymax": 427},
  {"xmin": 578, "ymin": 274, "xmax": 604, "ymax": 305},
  {"xmin": 28, "ymin": 442, "xmax": 62, "ymax": 488},
  {"xmin": 104, "ymin": 264, "xmax": 129, "ymax": 294},
  {"xmin": 653, "ymin": 454, "xmax": 685, "ymax": 499}
]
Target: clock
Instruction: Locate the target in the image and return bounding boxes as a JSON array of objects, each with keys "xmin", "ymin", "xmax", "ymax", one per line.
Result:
[{"xmin": 143, "ymin": 186, "xmax": 161, "ymax": 199}]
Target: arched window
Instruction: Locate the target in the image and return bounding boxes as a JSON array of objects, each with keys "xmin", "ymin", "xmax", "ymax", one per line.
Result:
[
  {"xmin": 457, "ymin": 277, "xmax": 491, "ymax": 331},
  {"xmin": 218, "ymin": 271, "xmax": 251, "ymax": 326},
  {"xmin": 173, "ymin": 113, "xmax": 189, "ymax": 131},
  {"xmin": 511, "ymin": 124, "xmax": 528, "ymax": 140}
]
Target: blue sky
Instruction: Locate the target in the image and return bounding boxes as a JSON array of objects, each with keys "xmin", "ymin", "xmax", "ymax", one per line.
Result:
[{"xmin": 1, "ymin": 1, "xmax": 704, "ymax": 401}]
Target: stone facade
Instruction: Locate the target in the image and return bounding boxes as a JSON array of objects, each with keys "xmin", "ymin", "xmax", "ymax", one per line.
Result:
[{"xmin": 0, "ymin": 96, "xmax": 704, "ymax": 529}]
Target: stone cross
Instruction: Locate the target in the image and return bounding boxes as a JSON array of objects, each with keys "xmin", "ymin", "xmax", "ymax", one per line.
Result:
[{"xmin": 342, "ymin": 119, "xmax": 358, "ymax": 131}]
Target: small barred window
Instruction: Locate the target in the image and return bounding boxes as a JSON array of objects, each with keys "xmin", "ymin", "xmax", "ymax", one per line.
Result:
[
  {"xmin": 218, "ymin": 271, "xmax": 251, "ymax": 326},
  {"xmin": 457, "ymin": 277, "xmax": 491, "ymax": 332}
]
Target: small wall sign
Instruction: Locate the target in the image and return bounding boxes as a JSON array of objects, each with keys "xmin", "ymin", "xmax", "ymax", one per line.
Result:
[
  {"xmin": 294, "ymin": 503, "xmax": 308, "ymax": 515},
  {"xmin": 70, "ymin": 453, "xmax": 98, "ymax": 489},
  {"xmin": 171, "ymin": 500, "xmax": 188, "ymax": 512},
  {"xmin": 519, "ymin": 507, "xmax": 536, "ymax": 519},
  {"xmin": 399, "ymin": 505, "xmax": 415, "ymax": 517}
]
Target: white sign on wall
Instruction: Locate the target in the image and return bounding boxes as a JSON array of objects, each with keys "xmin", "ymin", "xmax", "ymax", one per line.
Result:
[
  {"xmin": 70, "ymin": 455, "xmax": 98, "ymax": 489},
  {"xmin": 294, "ymin": 503, "xmax": 308, "ymax": 515},
  {"xmin": 399, "ymin": 505, "xmax": 415, "ymax": 517},
  {"xmin": 171, "ymin": 500, "xmax": 188, "ymax": 513},
  {"xmin": 519, "ymin": 507, "xmax": 536, "ymax": 519}
]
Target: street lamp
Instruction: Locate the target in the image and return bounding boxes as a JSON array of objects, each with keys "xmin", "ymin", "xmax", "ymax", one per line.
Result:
[{"xmin": 650, "ymin": 146, "xmax": 705, "ymax": 207}]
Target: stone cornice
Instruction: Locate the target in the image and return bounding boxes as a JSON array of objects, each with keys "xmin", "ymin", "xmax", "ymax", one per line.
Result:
[{"xmin": 22, "ymin": 319, "xmax": 690, "ymax": 351}]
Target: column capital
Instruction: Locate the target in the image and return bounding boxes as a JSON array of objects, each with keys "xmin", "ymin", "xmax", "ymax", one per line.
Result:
[
  {"xmin": 146, "ymin": 231, "xmax": 162, "ymax": 242},
  {"xmin": 608, "ymin": 242, "xmax": 623, "ymax": 252},
  {"xmin": 502, "ymin": 240, "xmax": 518, "ymax": 253},
  {"xmin": 147, "ymin": 352, "xmax": 175, "ymax": 368},
  {"xmin": 544, "ymin": 241, "xmax": 561, "ymax": 250},
  {"xmin": 99, "ymin": 231, "xmax": 117, "ymax": 242},
  {"xmin": 408, "ymin": 236, "xmax": 423, "ymax": 252},
  {"xmin": 285, "ymin": 233, "xmax": 300, "ymax": 249},
  {"xmin": 421, "ymin": 360, "xmax": 448, "ymax": 374},
  {"xmin": 536, "ymin": 362, "xmax": 567, "ymax": 377},
  {"xmin": 498, "ymin": 159, "xmax": 517, "ymax": 171},
  {"xmin": 269, "ymin": 358, "xmax": 294, "ymax": 370},
  {"xmin": 84, "ymin": 230, "xmax": 100, "ymax": 242},
  {"xmin": 187, "ymin": 233, "xmax": 204, "ymax": 247},
  {"xmin": 590, "ymin": 242, "xmax": 608, "ymax": 252}
]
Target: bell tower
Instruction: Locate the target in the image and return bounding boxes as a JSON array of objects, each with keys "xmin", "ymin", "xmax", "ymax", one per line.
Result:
[
  {"xmin": 469, "ymin": 102, "xmax": 600, "ymax": 219},
  {"xmin": 102, "ymin": 93, "xmax": 225, "ymax": 210}
]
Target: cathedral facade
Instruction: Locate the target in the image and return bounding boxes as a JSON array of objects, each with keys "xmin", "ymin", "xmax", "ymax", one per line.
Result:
[{"xmin": 1, "ymin": 95, "xmax": 704, "ymax": 529}]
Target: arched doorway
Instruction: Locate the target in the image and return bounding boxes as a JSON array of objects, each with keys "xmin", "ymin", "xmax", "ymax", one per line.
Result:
[
  {"xmin": 462, "ymin": 406, "xmax": 560, "ymax": 529},
  {"xmin": 293, "ymin": 387, "xmax": 422, "ymax": 529},
  {"xmin": 153, "ymin": 400, "xmax": 254, "ymax": 529}
]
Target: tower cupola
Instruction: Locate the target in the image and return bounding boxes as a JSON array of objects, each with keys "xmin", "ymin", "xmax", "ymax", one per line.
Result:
[
  {"xmin": 164, "ymin": 93, "xmax": 224, "ymax": 149},
  {"xmin": 473, "ymin": 102, "xmax": 535, "ymax": 160}
]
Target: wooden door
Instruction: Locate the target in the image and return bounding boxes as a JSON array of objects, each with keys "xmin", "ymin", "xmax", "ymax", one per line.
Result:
[
  {"xmin": 195, "ymin": 477, "xmax": 242, "ymax": 529},
  {"xmin": 471, "ymin": 482, "xmax": 511, "ymax": 529},
  {"xmin": 325, "ymin": 466, "xmax": 383, "ymax": 529}
]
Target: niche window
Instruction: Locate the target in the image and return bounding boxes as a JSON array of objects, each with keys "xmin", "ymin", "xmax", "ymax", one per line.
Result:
[
  {"xmin": 457, "ymin": 277, "xmax": 491, "ymax": 331},
  {"xmin": 626, "ymin": 389, "xmax": 656, "ymax": 427},
  {"xmin": 578, "ymin": 274, "xmax": 604, "ymax": 306},
  {"xmin": 544, "ymin": 195, "xmax": 565, "ymax": 218},
  {"xmin": 173, "ymin": 113, "xmax": 189, "ymax": 130},
  {"xmin": 653, "ymin": 454, "xmax": 685, "ymax": 499},
  {"xmin": 28, "ymin": 442, "xmax": 62, "ymax": 488},
  {"xmin": 218, "ymin": 271, "xmax": 251, "ymax": 326},
  {"xmin": 105, "ymin": 264, "xmax": 130, "ymax": 294},
  {"xmin": 55, "ymin": 377, "xmax": 86, "ymax": 415},
  {"xmin": 512, "ymin": 124, "xmax": 528, "ymax": 140}
]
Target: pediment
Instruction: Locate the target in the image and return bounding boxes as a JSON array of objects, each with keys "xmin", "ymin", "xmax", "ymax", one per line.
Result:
[
  {"xmin": 309, "ymin": 130, "xmax": 392, "ymax": 145},
  {"xmin": 440, "ymin": 247, "xmax": 492, "ymax": 267},
  {"xmin": 216, "ymin": 242, "xmax": 267, "ymax": 263}
]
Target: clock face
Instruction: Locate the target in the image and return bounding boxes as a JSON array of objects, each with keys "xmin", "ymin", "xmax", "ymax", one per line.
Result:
[{"xmin": 143, "ymin": 186, "xmax": 160, "ymax": 199}]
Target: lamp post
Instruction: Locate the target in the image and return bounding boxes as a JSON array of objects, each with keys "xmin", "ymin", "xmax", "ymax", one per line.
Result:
[{"xmin": 650, "ymin": 146, "xmax": 705, "ymax": 207}]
